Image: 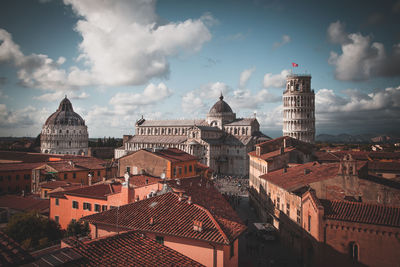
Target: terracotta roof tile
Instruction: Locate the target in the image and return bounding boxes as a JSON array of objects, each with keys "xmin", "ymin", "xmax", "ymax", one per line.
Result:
[
  {"xmin": 50, "ymin": 183, "xmax": 122, "ymax": 200},
  {"xmin": 0, "ymin": 195, "xmax": 49, "ymax": 214},
  {"xmin": 40, "ymin": 181, "xmax": 81, "ymax": 190},
  {"xmin": 153, "ymin": 148, "xmax": 197, "ymax": 162},
  {"xmin": 0, "ymin": 162, "xmax": 43, "ymax": 171},
  {"xmin": 129, "ymin": 174, "xmax": 161, "ymax": 187},
  {"xmin": 367, "ymin": 160, "xmax": 400, "ymax": 172},
  {"xmin": 0, "ymin": 230, "xmax": 33, "ymax": 265},
  {"xmin": 260, "ymin": 162, "xmax": 340, "ymax": 192},
  {"xmin": 83, "ymin": 180, "xmax": 246, "ymax": 245},
  {"xmin": 248, "ymin": 147, "xmax": 296, "ymax": 161},
  {"xmin": 63, "ymin": 231, "xmax": 204, "ymax": 266},
  {"xmin": 321, "ymin": 199, "xmax": 400, "ymax": 228}
]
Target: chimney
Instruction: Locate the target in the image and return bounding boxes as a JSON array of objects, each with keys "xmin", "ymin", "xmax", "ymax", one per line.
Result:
[
  {"xmin": 176, "ymin": 179, "xmax": 181, "ymax": 185},
  {"xmin": 121, "ymin": 172, "xmax": 133, "ymax": 204},
  {"xmin": 102, "ymin": 177, "xmax": 106, "ymax": 182},
  {"xmin": 149, "ymin": 217, "xmax": 154, "ymax": 225},
  {"xmin": 145, "ymin": 178, "xmax": 149, "ymax": 185},
  {"xmin": 88, "ymin": 173, "xmax": 92, "ymax": 186},
  {"xmin": 283, "ymin": 138, "xmax": 287, "ymax": 148},
  {"xmin": 188, "ymin": 196, "xmax": 192, "ymax": 204},
  {"xmin": 178, "ymin": 192, "xmax": 183, "ymax": 201},
  {"xmin": 193, "ymin": 220, "xmax": 203, "ymax": 232},
  {"xmin": 283, "ymin": 167, "xmax": 287, "ymax": 173}
]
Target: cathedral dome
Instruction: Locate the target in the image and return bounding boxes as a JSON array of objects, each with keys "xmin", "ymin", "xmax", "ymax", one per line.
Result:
[
  {"xmin": 209, "ymin": 94, "xmax": 233, "ymax": 114},
  {"xmin": 45, "ymin": 96, "xmax": 85, "ymax": 126}
]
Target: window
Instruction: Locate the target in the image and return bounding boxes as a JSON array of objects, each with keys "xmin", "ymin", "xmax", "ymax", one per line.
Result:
[
  {"xmin": 24, "ymin": 174, "xmax": 30, "ymax": 180},
  {"xmin": 102, "ymin": 205, "xmax": 108, "ymax": 211},
  {"xmin": 308, "ymin": 215, "xmax": 311, "ymax": 232},
  {"xmin": 189, "ymin": 165, "xmax": 192, "ymax": 172},
  {"xmin": 94, "ymin": 204, "xmax": 101, "ymax": 212},
  {"xmin": 156, "ymin": 236, "xmax": 164, "ymax": 245},
  {"xmin": 55, "ymin": 198, "xmax": 59, "ymax": 206},
  {"xmin": 350, "ymin": 242, "xmax": 359, "ymax": 261},
  {"xmin": 184, "ymin": 166, "xmax": 187, "ymax": 174},
  {"xmin": 173, "ymin": 167, "xmax": 176, "ymax": 177},
  {"xmin": 277, "ymin": 197, "xmax": 280, "ymax": 209},
  {"xmin": 83, "ymin": 202, "xmax": 92, "ymax": 211},
  {"xmin": 297, "ymin": 209, "xmax": 301, "ymax": 224},
  {"xmin": 178, "ymin": 168, "xmax": 182, "ymax": 175},
  {"xmin": 7, "ymin": 175, "xmax": 11, "ymax": 181},
  {"xmin": 16, "ymin": 175, "xmax": 20, "ymax": 180},
  {"xmin": 97, "ymin": 170, "xmax": 101, "ymax": 176},
  {"xmin": 126, "ymin": 166, "xmax": 131, "ymax": 173},
  {"xmin": 73, "ymin": 173, "xmax": 76, "ymax": 179},
  {"xmin": 72, "ymin": 201, "xmax": 79, "ymax": 209},
  {"xmin": 110, "ymin": 206, "xmax": 117, "ymax": 209},
  {"xmin": 64, "ymin": 173, "xmax": 67, "ymax": 180},
  {"xmin": 44, "ymin": 190, "xmax": 48, "ymax": 198},
  {"xmin": 230, "ymin": 243, "xmax": 235, "ymax": 258},
  {"xmin": 286, "ymin": 203, "xmax": 290, "ymax": 216},
  {"xmin": 54, "ymin": 216, "xmax": 59, "ymax": 224}
]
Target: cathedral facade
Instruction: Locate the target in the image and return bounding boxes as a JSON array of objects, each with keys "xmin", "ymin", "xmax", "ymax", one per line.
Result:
[
  {"xmin": 116, "ymin": 95, "xmax": 270, "ymax": 176},
  {"xmin": 41, "ymin": 97, "xmax": 88, "ymax": 155}
]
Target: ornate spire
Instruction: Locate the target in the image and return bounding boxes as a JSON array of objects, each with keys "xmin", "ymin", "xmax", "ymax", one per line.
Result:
[{"xmin": 219, "ymin": 92, "xmax": 223, "ymax": 101}]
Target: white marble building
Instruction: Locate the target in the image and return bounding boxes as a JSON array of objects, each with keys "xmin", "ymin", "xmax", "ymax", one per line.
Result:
[
  {"xmin": 117, "ymin": 94, "xmax": 270, "ymax": 176},
  {"xmin": 41, "ymin": 97, "xmax": 88, "ymax": 155},
  {"xmin": 283, "ymin": 74, "xmax": 315, "ymax": 143}
]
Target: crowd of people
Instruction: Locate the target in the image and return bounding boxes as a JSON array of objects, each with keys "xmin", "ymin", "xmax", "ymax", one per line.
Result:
[{"xmin": 213, "ymin": 174, "xmax": 249, "ymax": 196}]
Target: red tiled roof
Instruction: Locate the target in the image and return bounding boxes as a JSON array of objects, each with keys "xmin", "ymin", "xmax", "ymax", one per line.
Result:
[
  {"xmin": 153, "ymin": 148, "xmax": 198, "ymax": 163},
  {"xmin": 63, "ymin": 231, "xmax": 203, "ymax": 266},
  {"xmin": 367, "ymin": 160, "xmax": 400, "ymax": 172},
  {"xmin": 129, "ymin": 174, "xmax": 161, "ymax": 187},
  {"xmin": 260, "ymin": 162, "xmax": 340, "ymax": 192},
  {"xmin": 50, "ymin": 183, "xmax": 122, "ymax": 200},
  {"xmin": 45, "ymin": 158, "xmax": 107, "ymax": 172},
  {"xmin": 166, "ymin": 177, "xmax": 246, "ymax": 241},
  {"xmin": 0, "ymin": 230, "xmax": 33, "ymax": 265},
  {"xmin": 0, "ymin": 162, "xmax": 43, "ymax": 172},
  {"xmin": 248, "ymin": 147, "xmax": 296, "ymax": 161},
  {"xmin": 83, "ymin": 185, "xmax": 246, "ymax": 245},
  {"xmin": 321, "ymin": 199, "xmax": 400, "ymax": 228},
  {"xmin": 314, "ymin": 151, "xmax": 341, "ymax": 162},
  {"xmin": 40, "ymin": 181, "xmax": 81, "ymax": 190},
  {"xmin": 0, "ymin": 195, "xmax": 49, "ymax": 214}
]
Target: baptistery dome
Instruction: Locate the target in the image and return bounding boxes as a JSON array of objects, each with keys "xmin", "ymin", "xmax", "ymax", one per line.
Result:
[{"xmin": 40, "ymin": 96, "xmax": 88, "ymax": 155}]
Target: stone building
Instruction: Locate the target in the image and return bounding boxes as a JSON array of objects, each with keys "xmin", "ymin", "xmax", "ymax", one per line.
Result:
[
  {"xmin": 283, "ymin": 74, "xmax": 315, "ymax": 143},
  {"xmin": 41, "ymin": 96, "xmax": 88, "ymax": 155},
  {"xmin": 117, "ymin": 94, "xmax": 270, "ymax": 176}
]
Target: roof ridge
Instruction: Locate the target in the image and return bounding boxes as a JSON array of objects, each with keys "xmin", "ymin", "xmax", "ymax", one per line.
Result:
[
  {"xmin": 192, "ymin": 203, "xmax": 230, "ymax": 244},
  {"xmin": 329, "ymin": 199, "xmax": 400, "ymax": 210}
]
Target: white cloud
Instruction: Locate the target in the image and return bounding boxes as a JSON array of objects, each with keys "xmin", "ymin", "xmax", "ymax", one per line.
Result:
[
  {"xmin": 256, "ymin": 104, "xmax": 283, "ymax": 129},
  {"xmin": 109, "ymin": 83, "xmax": 172, "ymax": 111},
  {"xmin": 64, "ymin": 0, "xmax": 212, "ymax": 86},
  {"xmin": 263, "ymin": 69, "xmax": 290, "ymax": 88},
  {"xmin": 315, "ymin": 86, "xmax": 400, "ymax": 133},
  {"xmin": 273, "ymin": 34, "xmax": 291, "ymax": 49},
  {"xmin": 181, "ymin": 91, "xmax": 205, "ymax": 114},
  {"xmin": 34, "ymin": 91, "xmax": 89, "ymax": 102},
  {"xmin": 229, "ymin": 88, "xmax": 281, "ymax": 110},
  {"xmin": 0, "ymin": 28, "xmax": 76, "ymax": 92},
  {"xmin": 327, "ymin": 21, "xmax": 400, "ymax": 81},
  {"xmin": 239, "ymin": 67, "xmax": 256, "ymax": 89}
]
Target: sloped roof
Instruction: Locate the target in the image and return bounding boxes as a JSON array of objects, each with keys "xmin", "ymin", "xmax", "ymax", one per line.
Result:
[
  {"xmin": 44, "ymin": 158, "xmax": 107, "ymax": 172},
  {"xmin": 40, "ymin": 181, "xmax": 81, "ymax": 190},
  {"xmin": 0, "ymin": 162, "xmax": 43, "ymax": 172},
  {"xmin": 248, "ymin": 147, "xmax": 296, "ymax": 161},
  {"xmin": 225, "ymin": 118, "xmax": 257, "ymax": 126},
  {"xmin": 63, "ymin": 231, "xmax": 204, "ymax": 266},
  {"xmin": 0, "ymin": 195, "xmax": 49, "ymax": 214},
  {"xmin": 259, "ymin": 162, "xmax": 340, "ymax": 192},
  {"xmin": 321, "ymin": 199, "xmax": 400, "ymax": 228},
  {"xmin": 367, "ymin": 160, "xmax": 400, "ymax": 172},
  {"xmin": 153, "ymin": 148, "xmax": 197, "ymax": 163},
  {"xmin": 83, "ymin": 184, "xmax": 246, "ymax": 245},
  {"xmin": 0, "ymin": 231, "xmax": 33, "ymax": 265},
  {"xmin": 129, "ymin": 174, "xmax": 161, "ymax": 187},
  {"xmin": 50, "ymin": 183, "xmax": 122, "ymax": 200}
]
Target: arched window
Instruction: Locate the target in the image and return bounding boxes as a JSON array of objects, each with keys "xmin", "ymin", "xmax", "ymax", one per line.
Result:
[{"xmin": 349, "ymin": 242, "xmax": 359, "ymax": 261}]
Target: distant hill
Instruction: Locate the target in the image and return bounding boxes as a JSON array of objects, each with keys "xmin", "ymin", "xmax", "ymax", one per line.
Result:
[{"xmin": 316, "ymin": 134, "xmax": 400, "ymax": 143}]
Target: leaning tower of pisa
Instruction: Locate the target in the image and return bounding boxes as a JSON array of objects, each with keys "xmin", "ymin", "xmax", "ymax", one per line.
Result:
[{"xmin": 283, "ymin": 74, "xmax": 315, "ymax": 143}]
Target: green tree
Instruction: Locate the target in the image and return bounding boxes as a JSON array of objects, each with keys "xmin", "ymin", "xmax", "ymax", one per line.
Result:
[
  {"xmin": 5, "ymin": 211, "xmax": 63, "ymax": 250},
  {"xmin": 66, "ymin": 220, "xmax": 90, "ymax": 237}
]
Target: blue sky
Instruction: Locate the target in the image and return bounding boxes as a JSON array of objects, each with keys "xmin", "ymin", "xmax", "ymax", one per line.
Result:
[{"xmin": 0, "ymin": 0, "xmax": 400, "ymax": 138}]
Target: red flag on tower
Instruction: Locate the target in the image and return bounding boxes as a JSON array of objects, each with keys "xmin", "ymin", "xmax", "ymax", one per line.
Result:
[{"xmin": 292, "ymin": 62, "xmax": 299, "ymax": 67}]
